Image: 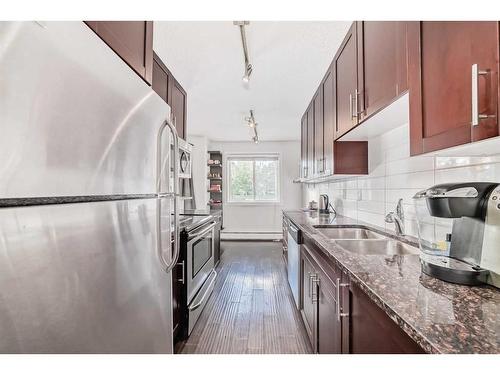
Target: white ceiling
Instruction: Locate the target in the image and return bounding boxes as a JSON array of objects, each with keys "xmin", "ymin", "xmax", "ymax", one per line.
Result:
[{"xmin": 153, "ymin": 21, "xmax": 351, "ymax": 142}]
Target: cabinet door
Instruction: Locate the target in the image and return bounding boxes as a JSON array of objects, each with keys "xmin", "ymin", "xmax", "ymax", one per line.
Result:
[
  {"xmin": 408, "ymin": 22, "xmax": 499, "ymax": 155},
  {"xmin": 348, "ymin": 282, "xmax": 424, "ymax": 353},
  {"xmin": 300, "ymin": 113, "xmax": 308, "ymax": 178},
  {"xmin": 313, "ymin": 89, "xmax": 324, "ymax": 175},
  {"xmin": 152, "ymin": 58, "xmax": 169, "ymax": 103},
  {"xmin": 323, "ymin": 68, "xmax": 335, "ymax": 175},
  {"xmin": 358, "ymin": 21, "xmax": 408, "ymax": 119},
  {"xmin": 300, "ymin": 246, "xmax": 317, "ymax": 352},
  {"xmin": 335, "ymin": 23, "xmax": 359, "ymax": 138},
  {"xmin": 316, "ymin": 267, "xmax": 342, "ymax": 353},
  {"xmin": 306, "ymin": 104, "xmax": 315, "ymax": 178},
  {"xmin": 85, "ymin": 21, "xmax": 153, "ymax": 84},
  {"xmin": 170, "ymin": 79, "xmax": 187, "ymax": 140}
]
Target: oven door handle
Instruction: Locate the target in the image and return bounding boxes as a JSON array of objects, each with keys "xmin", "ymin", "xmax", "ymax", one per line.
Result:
[
  {"xmin": 188, "ymin": 221, "xmax": 217, "ymax": 241},
  {"xmin": 188, "ymin": 269, "xmax": 218, "ymax": 311}
]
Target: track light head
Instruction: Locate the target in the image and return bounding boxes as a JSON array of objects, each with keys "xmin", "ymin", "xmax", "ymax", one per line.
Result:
[{"xmin": 242, "ymin": 63, "xmax": 252, "ymax": 83}]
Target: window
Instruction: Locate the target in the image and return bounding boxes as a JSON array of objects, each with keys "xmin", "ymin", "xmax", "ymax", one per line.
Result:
[{"xmin": 227, "ymin": 155, "xmax": 280, "ymax": 203}]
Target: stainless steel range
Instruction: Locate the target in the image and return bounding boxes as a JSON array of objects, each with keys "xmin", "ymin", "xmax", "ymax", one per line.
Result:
[{"xmin": 178, "ymin": 214, "xmax": 218, "ymax": 337}]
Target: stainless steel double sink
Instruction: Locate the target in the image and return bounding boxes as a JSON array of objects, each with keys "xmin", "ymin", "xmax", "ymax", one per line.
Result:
[{"xmin": 313, "ymin": 226, "xmax": 419, "ymax": 256}]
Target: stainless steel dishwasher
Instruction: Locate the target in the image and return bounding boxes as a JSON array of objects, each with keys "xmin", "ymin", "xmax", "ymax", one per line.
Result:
[{"xmin": 287, "ymin": 222, "xmax": 302, "ymax": 308}]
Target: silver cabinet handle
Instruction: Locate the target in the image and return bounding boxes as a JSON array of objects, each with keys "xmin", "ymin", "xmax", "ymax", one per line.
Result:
[
  {"xmin": 317, "ymin": 157, "xmax": 325, "ymax": 174},
  {"xmin": 350, "ymin": 90, "xmax": 360, "ymax": 121},
  {"xmin": 354, "ymin": 90, "xmax": 359, "ymax": 119},
  {"xmin": 336, "ymin": 278, "xmax": 350, "ymax": 321},
  {"xmin": 156, "ymin": 116, "xmax": 180, "ymax": 273},
  {"xmin": 308, "ymin": 272, "xmax": 312, "ymax": 298},
  {"xmin": 349, "ymin": 93, "xmax": 354, "ymax": 121},
  {"xmin": 311, "ymin": 276, "xmax": 319, "ymax": 303},
  {"xmin": 471, "ymin": 64, "xmax": 489, "ymax": 126},
  {"xmin": 355, "ymin": 89, "xmax": 362, "ymax": 117}
]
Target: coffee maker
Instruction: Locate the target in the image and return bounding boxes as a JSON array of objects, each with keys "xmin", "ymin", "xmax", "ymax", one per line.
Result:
[{"xmin": 413, "ymin": 182, "xmax": 500, "ymax": 288}]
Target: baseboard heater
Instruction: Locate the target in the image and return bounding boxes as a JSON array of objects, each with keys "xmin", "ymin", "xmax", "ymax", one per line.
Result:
[{"xmin": 221, "ymin": 231, "xmax": 283, "ymax": 241}]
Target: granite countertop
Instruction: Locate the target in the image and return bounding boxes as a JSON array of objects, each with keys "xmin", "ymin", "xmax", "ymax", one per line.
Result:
[{"xmin": 283, "ymin": 210, "xmax": 500, "ymax": 354}]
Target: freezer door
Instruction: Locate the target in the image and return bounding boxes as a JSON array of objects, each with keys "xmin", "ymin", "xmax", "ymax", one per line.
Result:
[
  {"xmin": 0, "ymin": 21, "xmax": 170, "ymax": 198},
  {"xmin": 0, "ymin": 198, "xmax": 173, "ymax": 353}
]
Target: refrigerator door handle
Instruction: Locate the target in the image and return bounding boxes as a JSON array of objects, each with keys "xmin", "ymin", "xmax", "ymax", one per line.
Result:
[{"xmin": 156, "ymin": 117, "xmax": 180, "ymax": 273}]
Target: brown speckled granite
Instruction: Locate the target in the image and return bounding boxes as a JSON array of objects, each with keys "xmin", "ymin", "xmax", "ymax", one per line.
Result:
[{"xmin": 284, "ymin": 210, "xmax": 500, "ymax": 354}]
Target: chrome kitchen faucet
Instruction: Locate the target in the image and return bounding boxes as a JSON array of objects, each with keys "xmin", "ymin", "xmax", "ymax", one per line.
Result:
[{"xmin": 385, "ymin": 198, "xmax": 405, "ymax": 236}]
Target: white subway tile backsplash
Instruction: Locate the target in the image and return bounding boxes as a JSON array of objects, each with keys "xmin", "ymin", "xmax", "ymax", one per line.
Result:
[
  {"xmin": 358, "ymin": 199, "xmax": 385, "ymax": 215},
  {"xmin": 302, "ymin": 122, "xmax": 500, "ymax": 241},
  {"xmin": 385, "ymin": 189, "xmax": 422, "ymax": 205},
  {"xmin": 345, "ymin": 189, "xmax": 359, "ymax": 201},
  {"xmin": 385, "ymin": 142, "xmax": 410, "ymax": 162},
  {"xmin": 359, "ymin": 189, "xmax": 385, "ymax": 202},
  {"xmin": 435, "ymin": 155, "xmax": 500, "ymax": 169},
  {"xmin": 386, "ymin": 156, "xmax": 434, "ymax": 176},
  {"xmin": 386, "ymin": 171, "xmax": 434, "ymax": 189},
  {"xmin": 435, "ymin": 163, "xmax": 500, "ymax": 184},
  {"xmin": 358, "ymin": 211, "xmax": 386, "ymax": 228},
  {"xmin": 357, "ymin": 176, "xmax": 386, "ymax": 189}
]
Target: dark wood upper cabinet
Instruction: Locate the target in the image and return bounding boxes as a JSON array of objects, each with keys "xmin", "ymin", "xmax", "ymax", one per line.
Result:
[
  {"xmin": 357, "ymin": 21, "xmax": 408, "ymax": 120},
  {"xmin": 333, "ymin": 141, "xmax": 368, "ymax": 175},
  {"xmin": 300, "ymin": 58, "xmax": 368, "ymax": 178},
  {"xmin": 408, "ymin": 21, "xmax": 500, "ymax": 155},
  {"xmin": 152, "ymin": 53, "xmax": 187, "ymax": 140},
  {"xmin": 313, "ymin": 88, "xmax": 324, "ymax": 175},
  {"xmin": 301, "ymin": 113, "xmax": 308, "ymax": 178},
  {"xmin": 315, "ymin": 256, "xmax": 342, "ymax": 354},
  {"xmin": 334, "ymin": 23, "xmax": 359, "ymax": 138},
  {"xmin": 170, "ymin": 80, "xmax": 187, "ymax": 140},
  {"xmin": 152, "ymin": 58, "xmax": 169, "ymax": 103},
  {"xmin": 306, "ymin": 104, "xmax": 315, "ymax": 178},
  {"xmin": 85, "ymin": 21, "xmax": 153, "ymax": 84},
  {"xmin": 322, "ymin": 68, "xmax": 335, "ymax": 175}
]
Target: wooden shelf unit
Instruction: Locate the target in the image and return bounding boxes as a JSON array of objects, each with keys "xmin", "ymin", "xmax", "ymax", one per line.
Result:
[{"xmin": 207, "ymin": 150, "xmax": 223, "ymax": 228}]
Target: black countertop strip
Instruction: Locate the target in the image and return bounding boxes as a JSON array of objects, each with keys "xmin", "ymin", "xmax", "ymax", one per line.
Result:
[{"xmin": 0, "ymin": 194, "xmax": 158, "ymax": 208}]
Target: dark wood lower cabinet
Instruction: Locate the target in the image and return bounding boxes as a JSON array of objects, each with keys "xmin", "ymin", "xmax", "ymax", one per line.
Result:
[
  {"xmin": 300, "ymin": 242, "xmax": 342, "ymax": 354},
  {"xmin": 316, "ymin": 258, "xmax": 342, "ymax": 354},
  {"xmin": 347, "ymin": 282, "xmax": 425, "ymax": 354},
  {"xmin": 300, "ymin": 235, "xmax": 424, "ymax": 354},
  {"xmin": 300, "ymin": 248, "xmax": 317, "ymax": 352}
]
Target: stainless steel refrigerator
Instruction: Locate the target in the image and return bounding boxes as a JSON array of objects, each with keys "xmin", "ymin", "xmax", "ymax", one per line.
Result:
[{"xmin": 0, "ymin": 21, "xmax": 179, "ymax": 353}]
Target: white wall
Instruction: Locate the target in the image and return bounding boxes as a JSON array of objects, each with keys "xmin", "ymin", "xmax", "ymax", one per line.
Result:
[
  {"xmin": 209, "ymin": 140, "xmax": 302, "ymax": 237},
  {"xmin": 187, "ymin": 135, "xmax": 208, "ymax": 209},
  {"xmin": 303, "ymin": 123, "xmax": 500, "ymax": 238}
]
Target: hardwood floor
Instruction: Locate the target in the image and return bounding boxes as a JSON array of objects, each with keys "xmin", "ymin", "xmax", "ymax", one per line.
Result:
[{"xmin": 180, "ymin": 241, "xmax": 312, "ymax": 354}]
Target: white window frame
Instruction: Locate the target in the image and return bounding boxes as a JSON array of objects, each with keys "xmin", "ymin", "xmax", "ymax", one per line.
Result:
[{"xmin": 225, "ymin": 153, "xmax": 281, "ymax": 205}]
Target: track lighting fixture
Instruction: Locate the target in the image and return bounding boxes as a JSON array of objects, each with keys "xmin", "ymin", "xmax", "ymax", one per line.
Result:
[
  {"xmin": 245, "ymin": 110, "xmax": 259, "ymax": 143},
  {"xmin": 234, "ymin": 21, "xmax": 252, "ymax": 84}
]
